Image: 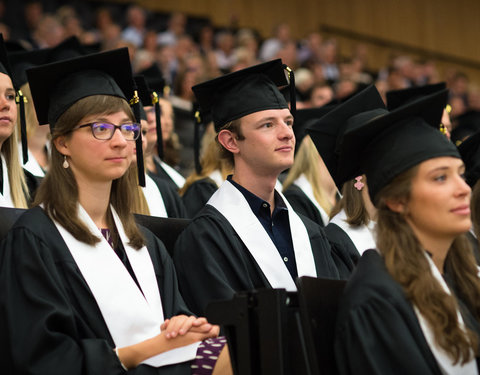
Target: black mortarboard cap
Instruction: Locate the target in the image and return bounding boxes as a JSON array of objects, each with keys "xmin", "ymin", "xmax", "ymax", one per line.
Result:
[
  {"xmin": 458, "ymin": 129, "xmax": 480, "ymax": 187},
  {"xmin": 134, "ymin": 74, "xmax": 164, "ymax": 159},
  {"xmin": 293, "ymin": 105, "xmax": 335, "ymax": 153},
  {"xmin": 192, "ymin": 59, "xmax": 290, "ymax": 132},
  {"xmin": 9, "ymin": 36, "xmax": 85, "ymax": 88},
  {"xmin": 386, "ymin": 82, "xmax": 446, "ymax": 110},
  {"xmin": 26, "ymin": 47, "xmax": 134, "ymax": 128},
  {"xmin": 27, "ymin": 48, "xmax": 146, "ymax": 187},
  {"xmin": 451, "ymin": 110, "xmax": 480, "ymax": 145},
  {"xmin": 0, "ymin": 34, "xmax": 13, "ymax": 78},
  {"xmin": 340, "ymin": 89, "xmax": 459, "ymax": 204},
  {"xmin": 138, "ymin": 63, "xmax": 166, "ymax": 95},
  {"xmin": 306, "ymin": 85, "xmax": 385, "ymax": 190}
]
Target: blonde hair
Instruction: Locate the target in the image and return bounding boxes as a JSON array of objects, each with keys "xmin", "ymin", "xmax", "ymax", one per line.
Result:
[
  {"xmin": 283, "ymin": 136, "xmax": 334, "ymax": 216},
  {"xmin": 2, "ymin": 125, "xmax": 29, "ymax": 208},
  {"xmin": 180, "ymin": 122, "xmax": 233, "ymax": 196}
]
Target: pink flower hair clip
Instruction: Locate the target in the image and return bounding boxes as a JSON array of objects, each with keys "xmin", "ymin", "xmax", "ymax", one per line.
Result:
[{"xmin": 354, "ymin": 176, "xmax": 365, "ymax": 191}]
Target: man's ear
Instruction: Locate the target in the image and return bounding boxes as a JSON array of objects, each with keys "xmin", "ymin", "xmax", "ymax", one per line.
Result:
[
  {"xmin": 53, "ymin": 135, "xmax": 71, "ymax": 156},
  {"xmin": 385, "ymin": 198, "xmax": 406, "ymax": 214},
  {"xmin": 217, "ymin": 129, "xmax": 240, "ymax": 154}
]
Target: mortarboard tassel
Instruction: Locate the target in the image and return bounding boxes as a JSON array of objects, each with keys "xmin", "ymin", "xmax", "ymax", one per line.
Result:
[
  {"xmin": 193, "ymin": 103, "xmax": 202, "ymax": 175},
  {"xmin": 152, "ymin": 91, "xmax": 164, "ymax": 160},
  {"xmin": 130, "ymin": 89, "xmax": 146, "ymax": 187},
  {"xmin": 285, "ymin": 65, "xmax": 296, "ymax": 120},
  {"xmin": 16, "ymin": 90, "xmax": 28, "ymax": 164}
]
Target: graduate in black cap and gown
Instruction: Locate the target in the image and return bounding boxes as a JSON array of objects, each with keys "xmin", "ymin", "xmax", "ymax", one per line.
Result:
[
  {"xmin": 134, "ymin": 75, "xmax": 187, "ymax": 218},
  {"xmin": 0, "ymin": 48, "xmax": 232, "ymax": 374},
  {"xmin": 0, "ymin": 33, "xmax": 36, "ymax": 208},
  {"xmin": 306, "ymin": 85, "xmax": 386, "ymax": 276},
  {"xmin": 334, "ymin": 87, "xmax": 480, "ymax": 374},
  {"xmin": 173, "ymin": 59, "xmax": 339, "ymax": 316},
  {"xmin": 282, "ymin": 105, "xmax": 337, "ymax": 227}
]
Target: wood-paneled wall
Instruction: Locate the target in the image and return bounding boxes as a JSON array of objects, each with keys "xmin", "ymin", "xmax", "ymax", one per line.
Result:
[{"xmin": 90, "ymin": 0, "xmax": 480, "ymax": 85}]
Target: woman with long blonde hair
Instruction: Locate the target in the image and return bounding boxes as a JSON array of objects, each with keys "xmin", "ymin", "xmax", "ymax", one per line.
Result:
[{"xmin": 0, "ymin": 34, "xmax": 30, "ymax": 208}]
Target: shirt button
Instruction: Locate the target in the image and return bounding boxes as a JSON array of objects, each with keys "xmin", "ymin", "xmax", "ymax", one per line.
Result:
[
  {"xmin": 262, "ymin": 203, "xmax": 268, "ymax": 208},
  {"xmin": 283, "ymin": 257, "xmax": 288, "ymax": 262}
]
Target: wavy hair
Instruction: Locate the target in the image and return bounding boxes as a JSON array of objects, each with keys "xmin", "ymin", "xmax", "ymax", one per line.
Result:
[{"xmin": 376, "ymin": 165, "xmax": 480, "ymax": 364}]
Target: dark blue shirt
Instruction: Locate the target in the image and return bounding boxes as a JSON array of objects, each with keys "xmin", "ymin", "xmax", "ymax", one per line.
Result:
[{"xmin": 227, "ymin": 175, "xmax": 297, "ymax": 279}]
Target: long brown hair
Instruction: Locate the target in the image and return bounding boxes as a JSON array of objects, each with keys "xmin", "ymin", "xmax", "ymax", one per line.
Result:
[
  {"xmin": 471, "ymin": 180, "xmax": 480, "ymax": 248},
  {"xmin": 34, "ymin": 95, "xmax": 145, "ymax": 249},
  {"xmin": 376, "ymin": 165, "xmax": 480, "ymax": 364},
  {"xmin": 330, "ymin": 177, "xmax": 371, "ymax": 226}
]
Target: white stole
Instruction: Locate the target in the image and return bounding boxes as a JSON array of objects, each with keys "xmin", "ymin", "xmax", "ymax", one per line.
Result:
[
  {"xmin": 329, "ymin": 209, "xmax": 376, "ymax": 255},
  {"xmin": 207, "ymin": 180, "xmax": 317, "ymax": 291},
  {"xmin": 293, "ymin": 174, "xmax": 330, "ymax": 225},
  {"xmin": 53, "ymin": 205, "xmax": 199, "ymax": 366},
  {"xmin": 20, "ymin": 146, "xmax": 45, "ymax": 177},
  {"xmin": 0, "ymin": 154, "xmax": 14, "ymax": 208},
  {"xmin": 413, "ymin": 253, "xmax": 478, "ymax": 375},
  {"xmin": 143, "ymin": 174, "xmax": 168, "ymax": 218},
  {"xmin": 207, "ymin": 169, "xmax": 224, "ymax": 188},
  {"xmin": 155, "ymin": 156, "xmax": 185, "ymax": 189}
]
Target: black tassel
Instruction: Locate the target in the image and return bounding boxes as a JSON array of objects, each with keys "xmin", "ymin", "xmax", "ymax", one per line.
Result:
[
  {"xmin": 16, "ymin": 90, "xmax": 28, "ymax": 164},
  {"xmin": 287, "ymin": 66, "xmax": 296, "ymax": 120},
  {"xmin": 152, "ymin": 91, "xmax": 164, "ymax": 160},
  {"xmin": 193, "ymin": 103, "xmax": 202, "ymax": 175},
  {"xmin": 130, "ymin": 89, "xmax": 145, "ymax": 187}
]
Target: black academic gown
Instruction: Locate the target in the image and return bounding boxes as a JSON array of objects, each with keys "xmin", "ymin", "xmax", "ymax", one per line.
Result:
[
  {"xmin": 283, "ymin": 184, "xmax": 325, "ymax": 227},
  {"xmin": 324, "ymin": 222, "xmax": 361, "ymax": 279},
  {"xmin": 466, "ymin": 231, "xmax": 480, "ymax": 265},
  {"xmin": 173, "ymin": 204, "xmax": 340, "ymax": 316},
  {"xmin": 335, "ymin": 250, "xmax": 480, "ymax": 375},
  {"xmin": 149, "ymin": 174, "xmax": 188, "ymax": 219},
  {"xmin": 0, "ymin": 206, "xmax": 193, "ymax": 375},
  {"xmin": 181, "ymin": 178, "xmax": 218, "ymax": 219},
  {"xmin": 23, "ymin": 168, "xmax": 41, "ymax": 203},
  {"xmin": 150, "ymin": 158, "xmax": 181, "ymax": 192}
]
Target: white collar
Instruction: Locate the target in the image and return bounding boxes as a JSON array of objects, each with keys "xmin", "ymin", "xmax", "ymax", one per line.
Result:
[
  {"xmin": 20, "ymin": 146, "xmax": 45, "ymax": 177},
  {"xmin": 155, "ymin": 156, "xmax": 185, "ymax": 189},
  {"xmin": 0, "ymin": 154, "xmax": 14, "ymax": 208},
  {"xmin": 207, "ymin": 169, "xmax": 224, "ymax": 187},
  {"xmin": 293, "ymin": 174, "xmax": 330, "ymax": 225},
  {"xmin": 207, "ymin": 180, "xmax": 317, "ymax": 291},
  {"xmin": 413, "ymin": 253, "xmax": 478, "ymax": 375},
  {"xmin": 329, "ymin": 209, "xmax": 376, "ymax": 255},
  {"xmin": 53, "ymin": 204, "xmax": 199, "ymax": 366},
  {"xmin": 143, "ymin": 174, "xmax": 168, "ymax": 217}
]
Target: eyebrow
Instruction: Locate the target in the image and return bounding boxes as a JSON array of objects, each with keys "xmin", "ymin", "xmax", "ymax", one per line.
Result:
[
  {"xmin": 88, "ymin": 117, "xmax": 133, "ymax": 124},
  {"xmin": 256, "ymin": 115, "xmax": 294, "ymax": 123},
  {"xmin": 428, "ymin": 164, "xmax": 465, "ymax": 174}
]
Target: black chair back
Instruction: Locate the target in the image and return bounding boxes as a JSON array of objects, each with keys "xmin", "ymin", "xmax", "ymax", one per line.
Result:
[
  {"xmin": 134, "ymin": 214, "xmax": 190, "ymax": 256},
  {"xmin": 295, "ymin": 276, "xmax": 347, "ymax": 375}
]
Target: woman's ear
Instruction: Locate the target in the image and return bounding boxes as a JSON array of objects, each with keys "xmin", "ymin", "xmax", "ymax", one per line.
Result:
[
  {"xmin": 53, "ymin": 135, "xmax": 71, "ymax": 156},
  {"xmin": 217, "ymin": 129, "xmax": 240, "ymax": 155},
  {"xmin": 385, "ymin": 198, "xmax": 406, "ymax": 214}
]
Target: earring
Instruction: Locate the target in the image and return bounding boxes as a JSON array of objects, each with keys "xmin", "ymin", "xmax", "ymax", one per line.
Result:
[{"xmin": 63, "ymin": 155, "xmax": 69, "ymax": 169}]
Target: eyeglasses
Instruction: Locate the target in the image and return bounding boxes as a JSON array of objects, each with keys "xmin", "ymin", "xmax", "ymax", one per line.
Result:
[{"xmin": 74, "ymin": 122, "xmax": 141, "ymax": 141}]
